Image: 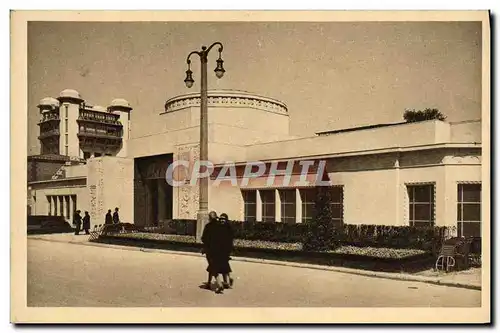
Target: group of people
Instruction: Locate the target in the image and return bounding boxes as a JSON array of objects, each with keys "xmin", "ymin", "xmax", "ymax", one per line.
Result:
[
  {"xmin": 105, "ymin": 208, "xmax": 121, "ymax": 225},
  {"xmin": 72, "ymin": 210, "xmax": 91, "ymax": 235},
  {"xmin": 72, "ymin": 207, "xmax": 120, "ymax": 235},
  {"xmin": 201, "ymin": 211, "xmax": 235, "ymax": 294}
]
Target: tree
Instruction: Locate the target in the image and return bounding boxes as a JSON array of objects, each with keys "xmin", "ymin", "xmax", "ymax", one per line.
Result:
[
  {"xmin": 403, "ymin": 108, "xmax": 446, "ymax": 123},
  {"xmin": 303, "ymin": 186, "xmax": 341, "ymax": 252}
]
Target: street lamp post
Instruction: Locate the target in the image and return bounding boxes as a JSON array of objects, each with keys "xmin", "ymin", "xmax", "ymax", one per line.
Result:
[{"xmin": 184, "ymin": 42, "xmax": 225, "ymax": 242}]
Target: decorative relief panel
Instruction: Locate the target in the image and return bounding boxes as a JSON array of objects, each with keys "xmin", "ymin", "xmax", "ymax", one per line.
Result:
[
  {"xmin": 176, "ymin": 144, "xmax": 200, "ymax": 219},
  {"xmin": 89, "ymin": 185, "xmax": 97, "ymax": 219},
  {"xmin": 445, "ymin": 155, "xmax": 481, "ymax": 165},
  {"xmin": 96, "ymin": 159, "xmax": 105, "ymax": 220},
  {"xmin": 164, "ymin": 92, "xmax": 288, "ymax": 115},
  {"xmin": 442, "ymin": 148, "xmax": 481, "ymax": 165}
]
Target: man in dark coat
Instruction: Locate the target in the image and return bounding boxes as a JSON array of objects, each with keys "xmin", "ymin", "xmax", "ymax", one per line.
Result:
[
  {"xmin": 73, "ymin": 210, "xmax": 82, "ymax": 235},
  {"xmin": 201, "ymin": 211, "xmax": 225, "ymax": 293},
  {"xmin": 105, "ymin": 209, "xmax": 113, "ymax": 225},
  {"xmin": 82, "ymin": 211, "xmax": 91, "ymax": 235},
  {"xmin": 219, "ymin": 213, "xmax": 234, "ymax": 289},
  {"xmin": 112, "ymin": 207, "xmax": 120, "ymax": 224}
]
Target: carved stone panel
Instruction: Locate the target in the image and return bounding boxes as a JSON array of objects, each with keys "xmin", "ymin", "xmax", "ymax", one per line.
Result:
[{"xmin": 175, "ymin": 144, "xmax": 200, "ymax": 219}]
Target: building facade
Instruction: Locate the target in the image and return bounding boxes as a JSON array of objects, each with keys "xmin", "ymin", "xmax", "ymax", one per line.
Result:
[{"xmin": 27, "ymin": 89, "xmax": 482, "ymax": 238}]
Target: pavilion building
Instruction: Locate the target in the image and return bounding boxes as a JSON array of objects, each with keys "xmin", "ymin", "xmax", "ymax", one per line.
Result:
[{"xmin": 27, "ymin": 89, "xmax": 482, "ymax": 238}]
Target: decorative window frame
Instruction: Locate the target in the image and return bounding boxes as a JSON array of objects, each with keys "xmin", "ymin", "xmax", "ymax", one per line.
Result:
[
  {"xmin": 404, "ymin": 181, "xmax": 437, "ymax": 226},
  {"xmin": 241, "ymin": 189, "xmax": 257, "ymax": 222},
  {"xmin": 455, "ymin": 181, "xmax": 482, "ymax": 238},
  {"xmin": 456, "ymin": 181, "xmax": 482, "ymax": 185}
]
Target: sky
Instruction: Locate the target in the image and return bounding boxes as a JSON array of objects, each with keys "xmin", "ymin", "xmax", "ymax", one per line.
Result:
[{"xmin": 27, "ymin": 21, "xmax": 482, "ymax": 155}]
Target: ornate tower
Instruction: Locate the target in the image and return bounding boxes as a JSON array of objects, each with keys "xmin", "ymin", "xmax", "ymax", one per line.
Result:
[
  {"xmin": 37, "ymin": 97, "xmax": 61, "ymax": 155},
  {"xmin": 56, "ymin": 89, "xmax": 84, "ymax": 158},
  {"xmin": 107, "ymin": 98, "xmax": 133, "ymax": 158}
]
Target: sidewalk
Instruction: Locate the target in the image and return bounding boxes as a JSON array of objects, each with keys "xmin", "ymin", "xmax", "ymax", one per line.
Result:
[{"xmin": 28, "ymin": 233, "xmax": 482, "ymax": 291}]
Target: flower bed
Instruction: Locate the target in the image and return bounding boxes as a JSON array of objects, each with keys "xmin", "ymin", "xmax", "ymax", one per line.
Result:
[
  {"xmin": 100, "ymin": 232, "xmax": 426, "ymax": 260},
  {"xmin": 329, "ymin": 245, "xmax": 425, "ymax": 259},
  {"xmin": 112, "ymin": 232, "xmax": 197, "ymax": 243}
]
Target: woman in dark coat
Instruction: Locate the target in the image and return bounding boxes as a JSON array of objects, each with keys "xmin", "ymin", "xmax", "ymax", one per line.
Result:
[
  {"xmin": 82, "ymin": 211, "xmax": 91, "ymax": 235},
  {"xmin": 219, "ymin": 213, "xmax": 234, "ymax": 289},
  {"xmin": 201, "ymin": 211, "xmax": 227, "ymax": 294}
]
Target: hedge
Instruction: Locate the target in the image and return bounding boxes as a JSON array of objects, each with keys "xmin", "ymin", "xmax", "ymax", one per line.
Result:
[{"xmin": 133, "ymin": 219, "xmax": 454, "ymax": 252}]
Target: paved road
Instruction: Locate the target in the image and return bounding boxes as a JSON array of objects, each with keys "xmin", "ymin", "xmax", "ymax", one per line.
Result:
[{"xmin": 27, "ymin": 239, "xmax": 481, "ymax": 307}]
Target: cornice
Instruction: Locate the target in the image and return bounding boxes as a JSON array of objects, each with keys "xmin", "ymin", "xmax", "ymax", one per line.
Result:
[{"xmin": 163, "ymin": 90, "xmax": 288, "ymax": 115}]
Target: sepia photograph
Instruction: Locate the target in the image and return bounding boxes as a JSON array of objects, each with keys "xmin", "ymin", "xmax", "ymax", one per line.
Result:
[{"xmin": 10, "ymin": 10, "xmax": 491, "ymax": 324}]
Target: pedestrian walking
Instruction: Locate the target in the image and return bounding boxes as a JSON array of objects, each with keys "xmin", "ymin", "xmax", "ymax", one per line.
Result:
[
  {"xmin": 73, "ymin": 210, "xmax": 82, "ymax": 235},
  {"xmin": 105, "ymin": 209, "xmax": 113, "ymax": 225},
  {"xmin": 112, "ymin": 207, "xmax": 120, "ymax": 224},
  {"xmin": 82, "ymin": 211, "xmax": 91, "ymax": 235},
  {"xmin": 219, "ymin": 213, "xmax": 235, "ymax": 289},
  {"xmin": 201, "ymin": 211, "xmax": 225, "ymax": 294}
]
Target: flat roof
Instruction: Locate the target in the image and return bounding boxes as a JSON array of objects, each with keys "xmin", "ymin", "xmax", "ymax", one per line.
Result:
[{"xmin": 316, "ymin": 121, "xmax": 410, "ymax": 136}]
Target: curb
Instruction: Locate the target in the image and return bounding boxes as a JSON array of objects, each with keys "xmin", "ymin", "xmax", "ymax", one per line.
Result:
[{"xmin": 29, "ymin": 236, "xmax": 482, "ymax": 291}]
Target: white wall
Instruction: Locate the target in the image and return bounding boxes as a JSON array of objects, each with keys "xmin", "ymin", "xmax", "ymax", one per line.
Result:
[
  {"xmin": 208, "ymin": 181, "xmax": 245, "ymax": 221},
  {"xmin": 450, "ymin": 120, "xmax": 481, "ymax": 143},
  {"xmin": 129, "ymin": 127, "xmax": 199, "ymax": 158},
  {"xmin": 116, "ymin": 110, "xmax": 131, "ymax": 158},
  {"xmin": 87, "ymin": 156, "xmax": 134, "ymax": 226},
  {"xmin": 64, "ymin": 164, "xmax": 87, "ymax": 178},
  {"xmin": 246, "ymin": 120, "xmax": 448, "ymax": 162}
]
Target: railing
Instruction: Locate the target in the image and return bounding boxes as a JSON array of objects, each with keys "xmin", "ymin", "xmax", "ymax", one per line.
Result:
[
  {"xmin": 39, "ymin": 113, "xmax": 60, "ymax": 123},
  {"xmin": 38, "ymin": 129, "xmax": 60, "ymax": 139},
  {"xmin": 79, "ymin": 109, "xmax": 121, "ymax": 125},
  {"xmin": 51, "ymin": 164, "xmax": 66, "ymax": 180},
  {"xmin": 78, "ymin": 129, "xmax": 123, "ymax": 138}
]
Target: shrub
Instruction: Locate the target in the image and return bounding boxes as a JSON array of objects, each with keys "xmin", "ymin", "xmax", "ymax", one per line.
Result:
[
  {"xmin": 160, "ymin": 219, "xmax": 196, "ymax": 236},
  {"xmin": 403, "ymin": 108, "xmax": 446, "ymax": 123},
  {"xmin": 341, "ymin": 224, "xmax": 452, "ymax": 252},
  {"xmin": 229, "ymin": 220, "xmax": 307, "ymax": 243},
  {"xmin": 303, "ymin": 187, "xmax": 342, "ymax": 252},
  {"xmin": 143, "ymin": 218, "xmax": 452, "ymax": 253}
]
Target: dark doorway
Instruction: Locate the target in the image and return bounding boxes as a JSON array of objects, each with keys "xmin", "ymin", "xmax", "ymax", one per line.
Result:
[{"xmin": 134, "ymin": 154, "xmax": 174, "ymax": 227}]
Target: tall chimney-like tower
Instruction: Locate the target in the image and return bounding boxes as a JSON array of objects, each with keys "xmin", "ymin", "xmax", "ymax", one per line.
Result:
[
  {"xmin": 57, "ymin": 89, "xmax": 84, "ymax": 158},
  {"xmin": 108, "ymin": 99, "xmax": 133, "ymax": 158}
]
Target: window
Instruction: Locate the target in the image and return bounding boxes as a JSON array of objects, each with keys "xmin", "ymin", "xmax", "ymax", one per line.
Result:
[
  {"xmin": 300, "ymin": 187, "xmax": 344, "ymax": 225},
  {"xmin": 65, "ymin": 105, "xmax": 68, "ymax": 118},
  {"xmin": 65, "ymin": 119, "xmax": 68, "ymax": 132},
  {"xmin": 457, "ymin": 184, "xmax": 481, "ymax": 238},
  {"xmin": 260, "ymin": 190, "xmax": 275, "ymax": 222},
  {"xmin": 408, "ymin": 184, "xmax": 435, "ymax": 227},
  {"xmin": 300, "ymin": 188, "xmax": 315, "ymax": 223},
  {"xmin": 280, "ymin": 189, "xmax": 296, "ymax": 224},
  {"xmin": 330, "ymin": 186, "xmax": 344, "ymax": 226},
  {"xmin": 65, "ymin": 146, "xmax": 68, "ymax": 155},
  {"xmin": 242, "ymin": 190, "xmax": 256, "ymax": 222}
]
